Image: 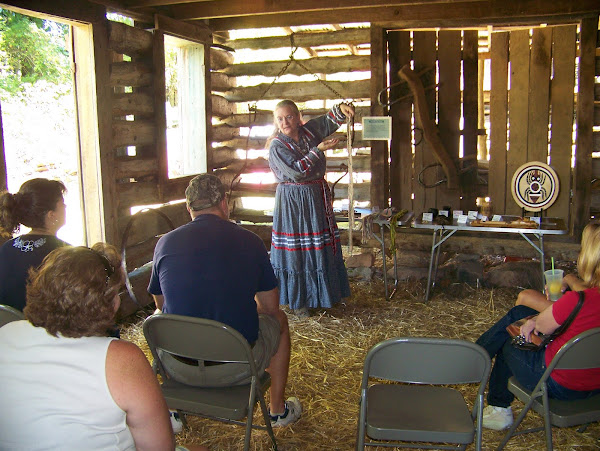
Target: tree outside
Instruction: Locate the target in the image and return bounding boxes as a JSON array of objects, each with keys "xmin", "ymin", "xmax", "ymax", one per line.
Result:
[{"xmin": 0, "ymin": 9, "xmax": 84, "ymax": 245}]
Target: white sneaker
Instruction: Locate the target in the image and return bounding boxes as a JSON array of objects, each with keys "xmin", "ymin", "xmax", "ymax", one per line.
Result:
[
  {"xmin": 169, "ymin": 410, "xmax": 183, "ymax": 434},
  {"xmin": 482, "ymin": 405, "xmax": 513, "ymax": 430},
  {"xmin": 270, "ymin": 397, "xmax": 302, "ymax": 427}
]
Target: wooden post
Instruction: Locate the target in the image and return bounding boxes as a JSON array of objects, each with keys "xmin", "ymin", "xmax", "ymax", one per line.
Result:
[
  {"xmin": 548, "ymin": 25, "xmax": 576, "ymax": 224},
  {"xmin": 527, "ymin": 27, "xmax": 552, "ymax": 163},
  {"xmin": 369, "ymin": 24, "xmax": 388, "ymax": 210},
  {"xmin": 572, "ymin": 16, "xmax": 598, "ymax": 238},
  {"xmin": 0, "ymin": 100, "xmax": 6, "ymax": 192},
  {"xmin": 489, "ymin": 32, "xmax": 509, "ymax": 215},
  {"xmin": 388, "ymin": 31, "xmax": 412, "ymax": 211},
  {"xmin": 506, "ymin": 30, "xmax": 530, "ymax": 216},
  {"xmin": 461, "ymin": 30, "xmax": 479, "ymax": 211}
]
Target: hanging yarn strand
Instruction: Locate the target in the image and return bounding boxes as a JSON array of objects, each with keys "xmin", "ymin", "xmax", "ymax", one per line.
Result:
[{"xmin": 347, "ymin": 113, "xmax": 355, "ymax": 255}]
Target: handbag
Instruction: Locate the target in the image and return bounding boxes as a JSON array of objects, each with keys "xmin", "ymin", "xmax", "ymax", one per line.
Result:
[{"xmin": 506, "ymin": 291, "xmax": 585, "ymax": 351}]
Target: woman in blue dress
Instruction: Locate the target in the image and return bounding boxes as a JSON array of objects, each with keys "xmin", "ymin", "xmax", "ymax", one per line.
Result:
[{"xmin": 268, "ymin": 100, "xmax": 354, "ymax": 315}]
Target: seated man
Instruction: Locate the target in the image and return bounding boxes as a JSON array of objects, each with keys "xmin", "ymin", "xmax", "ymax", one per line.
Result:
[{"xmin": 148, "ymin": 174, "xmax": 301, "ymax": 427}]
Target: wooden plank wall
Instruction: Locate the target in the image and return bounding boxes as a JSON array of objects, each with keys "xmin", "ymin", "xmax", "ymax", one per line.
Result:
[
  {"xmin": 490, "ymin": 25, "xmax": 584, "ymax": 225},
  {"xmin": 212, "ymin": 26, "xmax": 373, "ymax": 212},
  {"xmin": 386, "ymin": 23, "xmax": 589, "ymax": 226},
  {"xmin": 387, "ymin": 29, "xmax": 480, "ymax": 214}
]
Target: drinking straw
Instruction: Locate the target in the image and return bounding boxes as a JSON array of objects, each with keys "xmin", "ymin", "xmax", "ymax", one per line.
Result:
[{"xmin": 551, "ymin": 257, "xmax": 555, "ymax": 272}]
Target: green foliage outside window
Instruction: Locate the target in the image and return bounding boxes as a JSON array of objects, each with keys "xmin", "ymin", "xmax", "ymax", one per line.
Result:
[{"xmin": 0, "ymin": 9, "xmax": 71, "ymax": 94}]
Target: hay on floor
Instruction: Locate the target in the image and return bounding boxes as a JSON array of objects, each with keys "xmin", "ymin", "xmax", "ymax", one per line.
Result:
[{"xmin": 120, "ymin": 256, "xmax": 600, "ymax": 451}]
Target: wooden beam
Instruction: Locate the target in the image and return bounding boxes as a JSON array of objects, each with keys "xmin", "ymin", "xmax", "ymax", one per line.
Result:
[
  {"xmin": 112, "ymin": 92, "xmax": 154, "ymax": 116},
  {"xmin": 0, "ymin": 0, "xmax": 107, "ymax": 23},
  {"xmin": 573, "ymin": 16, "xmax": 598, "ymax": 237},
  {"xmin": 369, "ymin": 25, "xmax": 388, "ymax": 210},
  {"xmin": 107, "ymin": 20, "xmax": 153, "ymax": 56},
  {"xmin": 488, "ymin": 31, "xmax": 509, "ymax": 214},
  {"xmin": 221, "ymin": 55, "xmax": 370, "ymax": 78},
  {"xmin": 110, "ymin": 61, "xmax": 153, "ymax": 87},
  {"xmin": 218, "ymin": 106, "xmax": 370, "ymax": 127},
  {"xmin": 171, "ymin": 0, "xmax": 484, "ymax": 20},
  {"xmin": 154, "ymin": 13, "xmax": 212, "ymax": 44},
  {"xmin": 547, "ymin": 25, "xmax": 576, "ymax": 223},
  {"xmin": 113, "ymin": 119, "xmax": 156, "ymax": 148},
  {"xmin": 388, "ymin": 31, "xmax": 412, "ymax": 211},
  {"xmin": 222, "ymin": 80, "xmax": 370, "ymax": 102},
  {"xmin": 204, "ymin": 0, "xmax": 600, "ymax": 30},
  {"xmin": 526, "ymin": 27, "xmax": 552, "ymax": 163},
  {"xmin": 224, "ymin": 28, "xmax": 370, "ymax": 51},
  {"xmin": 437, "ymin": 29, "xmax": 462, "ymax": 208},
  {"xmin": 461, "ymin": 30, "xmax": 479, "ymax": 211}
]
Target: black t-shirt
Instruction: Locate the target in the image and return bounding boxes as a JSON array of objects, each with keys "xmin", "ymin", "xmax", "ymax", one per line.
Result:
[{"xmin": 0, "ymin": 234, "xmax": 68, "ymax": 311}]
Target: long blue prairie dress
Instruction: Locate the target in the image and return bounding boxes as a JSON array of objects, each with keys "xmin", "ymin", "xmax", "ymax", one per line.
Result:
[{"xmin": 269, "ymin": 105, "xmax": 351, "ymax": 310}]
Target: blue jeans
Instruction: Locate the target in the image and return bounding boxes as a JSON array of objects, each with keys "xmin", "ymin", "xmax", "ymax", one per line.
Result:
[{"xmin": 476, "ymin": 306, "xmax": 597, "ymax": 407}]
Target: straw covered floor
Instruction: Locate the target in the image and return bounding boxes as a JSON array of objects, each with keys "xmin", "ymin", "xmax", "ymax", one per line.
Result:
[{"xmin": 120, "ymin": 256, "xmax": 600, "ymax": 451}]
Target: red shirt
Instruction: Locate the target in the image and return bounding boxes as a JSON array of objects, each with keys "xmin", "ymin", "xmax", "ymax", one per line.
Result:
[{"xmin": 545, "ymin": 288, "xmax": 600, "ymax": 391}]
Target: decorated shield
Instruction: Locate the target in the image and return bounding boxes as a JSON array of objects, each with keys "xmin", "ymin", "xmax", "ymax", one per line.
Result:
[{"xmin": 511, "ymin": 161, "xmax": 559, "ymax": 212}]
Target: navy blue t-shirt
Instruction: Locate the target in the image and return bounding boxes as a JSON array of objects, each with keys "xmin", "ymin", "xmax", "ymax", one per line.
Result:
[
  {"xmin": 148, "ymin": 214, "xmax": 278, "ymax": 343},
  {"xmin": 0, "ymin": 234, "xmax": 68, "ymax": 311}
]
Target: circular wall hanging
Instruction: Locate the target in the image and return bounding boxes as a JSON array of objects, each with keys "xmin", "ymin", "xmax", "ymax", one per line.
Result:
[{"xmin": 511, "ymin": 161, "xmax": 559, "ymax": 211}]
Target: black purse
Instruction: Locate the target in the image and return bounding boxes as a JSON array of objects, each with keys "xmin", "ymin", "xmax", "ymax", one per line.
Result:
[{"xmin": 507, "ymin": 291, "xmax": 585, "ymax": 351}]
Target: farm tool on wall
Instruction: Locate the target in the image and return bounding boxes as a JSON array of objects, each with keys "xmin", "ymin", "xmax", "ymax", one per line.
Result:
[{"xmin": 378, "ymin": 65, "xmax": 460, "ymax": 190}]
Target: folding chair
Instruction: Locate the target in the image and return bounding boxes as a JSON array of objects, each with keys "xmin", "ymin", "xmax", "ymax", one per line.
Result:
[
  {"xmin": 356, "ymin": 337, "xmax": 491, "ymax": 451},
  {"xmin": 0, "ymin": 304, "xmax": 24, "ymax": 327},
  {"xmin": 497, "ymin": 327, "xmax": 600, "ymax": 451},
  {"xmin": 143, "ymin": 314, "xmax": 277, "ymax": 451}
]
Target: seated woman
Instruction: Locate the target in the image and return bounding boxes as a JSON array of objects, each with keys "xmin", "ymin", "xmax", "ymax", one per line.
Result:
[
  {"xmin": 0, "ymin": 178, "xmax": 68, "ymax": 311},
  {"xmin": 0, "ymin": 244, "xmax": 208, "ymax": 451},
  {"xmin": 476, "ymin": 222, "xmax": 600, "ymax": 431},
  {"xmin": 516, "ymin": 273, "xmax": 589, "ymax": 312}
]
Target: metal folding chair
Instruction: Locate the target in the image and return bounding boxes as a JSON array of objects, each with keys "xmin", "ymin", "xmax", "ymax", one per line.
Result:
[
  {"xmin": 0, "ymin": 304, "xmax": 24, "ymax": 327},
  {"xmin": 357, "ymin": 337, "xmax": 491, "ymax": 451},
  {"xmin": 143, "ymin": 313, "xmax": 277, "ymax": 451},
  {"xmin": 497, "ymin": 327, "xmax": 600, "ymax": 451}
]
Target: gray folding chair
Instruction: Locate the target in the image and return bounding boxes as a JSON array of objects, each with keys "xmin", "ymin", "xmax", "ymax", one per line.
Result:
[
  {"xmin": 0, "ymin": 304, "xmax": 24, "ymax": 327},
  {"xmin": 356, "ymin": 337, "xmax": 491, "ymax": 451},
  {"xmin": 143, "ymin": 314, "xmax": 277, "ymax": 451},
  {"xmin": 497, "ymin": 327, "xmax": 600, "ymax": 451}
]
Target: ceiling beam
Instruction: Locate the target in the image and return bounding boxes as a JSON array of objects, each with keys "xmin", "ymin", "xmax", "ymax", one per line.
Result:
[
  {"xmin": 170, "ymin": 0, "xmax": 482, "ymax": 20},
  {"xmin": 124, "ymin": 0, "xmax": 209, "ymax": 8},
  {"xmin": 200, "ymin": 0, "xmax": 600, "ymax": 31}
]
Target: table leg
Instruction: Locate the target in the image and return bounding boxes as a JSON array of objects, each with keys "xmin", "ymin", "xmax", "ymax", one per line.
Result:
[
  {"xmin": 539, "ymin": 234, "xmax": 545, "ymax": 290},
  {"xmin": 380, "ymin": 226, "xmax": 389, "ymax": 300},
  {"xmin": 425, "ymin": 230, "xmax": 438, "ymax": 302},
  {"xmin": 390, "ymin": 244, "xmax": 399, "ymax": 299}
]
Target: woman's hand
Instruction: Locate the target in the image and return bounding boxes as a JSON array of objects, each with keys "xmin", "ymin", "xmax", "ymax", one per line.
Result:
[
  {"xmin": 562, "ymin": 273, "xmax": 587, "ymax": 293},
  {"xmin": 339, "ymin": 103, "xmax": 355, "ymax": 119},
  {"xmin": 520, "ymin": 316, "xmax": 538, "ymax": 342},
  {"xmin": 318, "ymin": 138, "xmax": 339, "ymax": 151}
]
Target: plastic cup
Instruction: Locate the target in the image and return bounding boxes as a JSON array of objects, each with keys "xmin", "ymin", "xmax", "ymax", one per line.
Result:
[{"xmin": 544, "ymin": 269, "xmax": 564, "ymax": 301}]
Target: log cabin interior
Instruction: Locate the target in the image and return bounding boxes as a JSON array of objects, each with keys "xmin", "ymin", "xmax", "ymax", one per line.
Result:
[{"xmin": 0, "ymin": 0, "xmax": 599, "ymax": 316}]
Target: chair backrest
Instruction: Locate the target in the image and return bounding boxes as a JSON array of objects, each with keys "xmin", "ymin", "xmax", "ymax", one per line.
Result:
[
  {"xmin": 548, "ymin": 327, "xmax": 600, "ymax": 371},
  {"xmin": 0, "ymin": 304, "xmax": 25, "ymax": 327},
  {"xmin": 143, "ymin": 314, "xmax": 255, "ymax": 375},
  {"xmin": 363, "ymin": 337, "xmax": 491, "ymax": 385}
]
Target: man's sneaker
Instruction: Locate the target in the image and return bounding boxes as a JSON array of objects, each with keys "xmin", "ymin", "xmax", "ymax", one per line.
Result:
[
  {"xmin": 482, "ymin": 405, "xmax": 513, "ymax": 430},
  {"xmin": 169, "ymin": 410, "xmax": 183, "ymax": 434},
  {"xmin": 270, "ymin": 397, "xmax": 302, "ymax": 427}
]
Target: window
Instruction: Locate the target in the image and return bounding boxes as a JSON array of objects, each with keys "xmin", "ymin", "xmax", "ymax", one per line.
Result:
[{"xmin": 164, "ymin": 35, "xmax": 206, "ymax": 179}]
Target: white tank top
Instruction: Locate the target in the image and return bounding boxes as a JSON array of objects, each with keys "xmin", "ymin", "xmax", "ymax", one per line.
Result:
[{"xmin": 0, "ymin": 320, "xmax": 136, "ymax": 450}]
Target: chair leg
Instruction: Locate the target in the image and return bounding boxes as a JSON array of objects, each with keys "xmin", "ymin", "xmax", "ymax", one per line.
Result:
[
  {"xmin": 356, "ymin": 395, "xmax": 367, "ymax": 450},
  {"xmin": 541, "ymin": 388, "xmax": 553, "ymax": 451},
  {"xmin": 496, "ymin": 397, "xmax": 535, "ymax": 450},
  {"xmin": 258, "ymin": 393, "xmax": 278, "ymax": 450}
]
